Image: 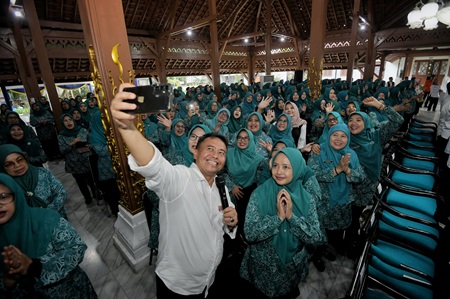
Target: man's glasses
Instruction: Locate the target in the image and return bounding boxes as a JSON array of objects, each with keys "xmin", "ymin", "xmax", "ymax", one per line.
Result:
[{"xmin": 0, "ymin": 192, "xmax": 14, "ymax": 206}]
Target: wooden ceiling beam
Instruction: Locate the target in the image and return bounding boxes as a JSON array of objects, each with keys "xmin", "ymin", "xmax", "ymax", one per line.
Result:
[
  {"xmin": 156, "ymin": 14, "xmax": 223, "ymax": 38},
  {"xmin": 220, "ymin": 31, "xmax": 265, "ymax": 43}
]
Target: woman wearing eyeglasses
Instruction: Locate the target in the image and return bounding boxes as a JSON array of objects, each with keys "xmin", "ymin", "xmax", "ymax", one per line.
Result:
[
  {"xmin": 6, "ymin": 123, "xmax": 48, "ymax": 167},
  {"xmin": 225, "ymin": 128, "xmax": 265, "ymax": 240},
  {"xmin": 0, "ymin": 144, "xmax": 66, "ymax": 218},
  {"xmin": 0, "ymin": 174, "xmax": 97, "ymax": 298}
]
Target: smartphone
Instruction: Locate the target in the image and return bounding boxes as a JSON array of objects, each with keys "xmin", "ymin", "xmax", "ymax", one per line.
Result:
[{"xmin": 122, "ymin": 84, "xmax": 173, "ymax": 114}]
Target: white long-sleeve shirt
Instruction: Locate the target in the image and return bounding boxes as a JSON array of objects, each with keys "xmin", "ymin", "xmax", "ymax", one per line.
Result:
[{"xmin": 128, "ymin": 142, "xmax": 236, "ymax": 297}]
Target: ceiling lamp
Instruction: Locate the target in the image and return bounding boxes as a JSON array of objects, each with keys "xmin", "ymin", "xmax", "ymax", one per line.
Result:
[
  {"xmin": 407, "ymin": 6, "xmax": 424, "ymax": 29},
  {"xmin": 424, "ymin": 17, "xmax": 439, "ymax": 29},
  {"xmin": 436, "ymin": 2, "xmax": 450, "ymax": 27},
  {"xmin": 407, "ymin": 0, "xmax": 450, "ymax": 30},
  {"xmin": 421, "ymin": 0, "xmax": 440, "ymax": 19}
]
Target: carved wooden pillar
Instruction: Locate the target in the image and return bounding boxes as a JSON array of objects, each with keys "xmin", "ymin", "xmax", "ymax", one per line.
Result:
[
  {"xmin": 78, "ymin": 0, "xmax": 149, "ymax": 272},
  {"xmin": 307, "ymin": 0, "xmax": 328, "ymax": 100},
  {"xmin": 208, "ymin": 0, "xmax": 221, "ymax": 102},
  {"xmin": 22, "ymin": 0, "xmax": 62, "ymax": 130}
]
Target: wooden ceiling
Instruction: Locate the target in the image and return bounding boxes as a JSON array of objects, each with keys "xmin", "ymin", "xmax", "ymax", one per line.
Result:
[{"xmin": 1, "ymin": 0, "xmax": 450, "ymax": 85}]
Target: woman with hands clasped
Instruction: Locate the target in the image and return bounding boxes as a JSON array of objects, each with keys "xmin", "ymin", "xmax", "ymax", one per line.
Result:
[
  {"xmin": 307, "ymin": 124, "xmax": 366, "ymax": 271},
  {"xmin": 240, "ymin": 148, "xmax": 324, "ymax": 299},
  {"xmin": 0, "ymin": 174, "xmax": 97, "ymax": 298}
]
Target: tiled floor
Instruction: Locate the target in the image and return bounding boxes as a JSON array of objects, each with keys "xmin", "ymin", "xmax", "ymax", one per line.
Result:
[{"xmin": 50, "ymin": 106, "xmax": 440, "ymax": 299}]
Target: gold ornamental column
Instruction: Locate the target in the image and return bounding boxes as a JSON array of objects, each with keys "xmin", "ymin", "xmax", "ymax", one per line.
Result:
[{"xmin": 78, "ymin": 0, "xmax": 150, "ymax": 272}]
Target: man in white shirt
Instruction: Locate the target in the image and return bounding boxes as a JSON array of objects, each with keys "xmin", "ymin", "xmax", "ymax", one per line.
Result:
[{"xmin": 111, "ymin": 84, "xmax": 238, "ymax": 298}]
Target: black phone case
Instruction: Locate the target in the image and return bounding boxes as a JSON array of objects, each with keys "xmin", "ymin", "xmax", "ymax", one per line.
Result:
[{"xmin": 123, "ymin": 84, "xmax": 172, "ymax": 114}]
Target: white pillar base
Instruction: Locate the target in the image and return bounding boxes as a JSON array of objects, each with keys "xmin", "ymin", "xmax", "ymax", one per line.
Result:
[{"xmin": 113, "ymin": 205, "xmax": 150, "ymax": 273}]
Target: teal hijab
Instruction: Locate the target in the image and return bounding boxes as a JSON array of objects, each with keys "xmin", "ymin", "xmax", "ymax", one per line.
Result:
[
  {"xmin": 317, "ymin": 112, "xmax": 344, "ymax": 144},
  {"xmin": 0, "ymin": 144, "xmax": 44, "ymax": 208},
  {"xmin": 170, "ymin": 118, "xmax": 188, "ymax": 153},
  {"xmin": 79, "ymin": 102, "xmax": 92, "ymax": 123},
  {"xmin": 349, "ymin": 112, "xmax": 382, "ymax": 182},
  {"xmin": 205, "ymin": 108, "xmax": 230, "ymax": 131},
  {"xmin": 89, "ymin": 110, "xmax": 106, "ymax": 146},
  {"xmin": 319, "ymin": 124, "xmax": 360, "ymax": 207},
  {"xmin": 181, "ymin": 124, "xmax": 211, "ymax": 167},
  {"xmin": 246, "ymin": 112, "xmax": 264, "ymax": 137},
  {"xmin": 242, "ymin": 92, "xmax": 257, "ymax": 115},
  {"xmin": 252, "ymin": 148, "xmax": 314, "ymax": 265},
  {"xmin": 226, "ymin": 129, "xmax": 264, "ymax": 188},
  {"xmin": 30, "ymin": 102, "xmax": 46, "ymax": 117},
  {"xmin": 227, "ymin": 105, "xmax": 244, "ymax": 134},
  {"xmin": 268, "ymin": 113, "xmax": 294, "ymax": 144},
  {"xmin": 143, "ymin": 116, "xmax": 159, "ymax": 139},
  {"xmin": 59, "ymin": 114, "xmax": 82, "ymax": 137},
  {"xmin": 0, "ymin": 173, "xmax": 60, "ymax": 275},
  {"xmin": 206, "ymin": 100, "xmax": 222, "ymax": 119}
]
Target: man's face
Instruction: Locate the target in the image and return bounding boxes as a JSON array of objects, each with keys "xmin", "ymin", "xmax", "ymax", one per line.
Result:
[{"xmin": 194, "ymin": 137, "xmax": 227, "ymax": 177}]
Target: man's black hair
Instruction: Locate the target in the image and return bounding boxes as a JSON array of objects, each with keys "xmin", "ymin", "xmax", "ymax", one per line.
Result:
[{"xmin": 196, "ymin": 132, "xmax": 228, "ymax": 150}]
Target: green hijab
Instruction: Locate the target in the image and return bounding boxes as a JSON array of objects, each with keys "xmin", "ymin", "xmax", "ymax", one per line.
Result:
[
  {"xmin": 181, "ymin": 124, "xmax": 211, "ymax": 167},
  {"xmin": 227, "ymin": 105, "xmax": 244, "ymax": 134},
  {"xmin": 59, "ymin": 114, "xmax": 82, "ymax": 137},
  {"xmin": 170, "ymin": 118, "xmax": 188, "ymax": 153},
  {"xmin": 349, "ymin": 112, "xmax": 382, "ymax": 182},
  {"xmin": 319, "ymin": 124, "xmax": 360, "ymax": 207},
  {"xmin": 226, "ymin": 129, "xmax": 264, "ymax": 188},
  {"xmin": 0, "ymin": 173, "xmax": 60, "ymax": 275},
  {"xmin": 252, "ymin": 148, "xmax": 314, "ymax": 265},
  {"xmin": 0, "ymin": 144, "xmax": 44, "ymax": 208},
  {"xmin": 317, "ymin": 112, "xmax": 344, "ymax": 144},
  {"xmin": 268, "ymin": 113, "xmax": 294, "ymax": 144},
  {"xmin": 89, "ymin": 110, "xmax": 106, "ymax": 146}
]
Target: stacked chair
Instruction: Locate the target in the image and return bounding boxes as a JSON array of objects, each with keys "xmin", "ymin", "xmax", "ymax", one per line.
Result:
[{"xmin": 346, "ymin": 116, "xmax": 449, "ymax": 299}]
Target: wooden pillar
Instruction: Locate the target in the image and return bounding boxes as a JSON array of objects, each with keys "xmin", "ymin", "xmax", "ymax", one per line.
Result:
[
  {"xmin": 379, "ymin": 52, "xmax": 386, "ymax": 78},
  {"xmin": 404, "ymin": 55, "xmax": 413, "ymax": 79},
  {"xmin": 155, "ymin": 39, "xmax": 168, "ymax": 83},
  {"xmin": 363, "ymin": 30, "xmax": 375, "ymax": 81},
  {"xmin": 208, "ymin": 0, "xmax": 222, "ymax": 102},
  {"xmin": 22, "ymin": 0, "xmax": 62, "ymax": 130},
  {"xmin": 247, "ymin": 47, "xmax": 255, "ymax": 85},
  {"xmin": 363, "ymin": 0, "xmax": 375, "ymax": 81},
  {"xmin": 78, "ymin": 0, "xmax": 150, "ymax": 272},
  {"xmin": 265, "ymin": 0, "xmax": 272, "ymax": 75},
  {"xmin": 307, "ymin": 0, "xmax": 328, "ymax": 100},
  {"xmin": 347, "ymin": 0, "xmax": 361, "ymax": 84},
  {"xmin": 10, "ymin": 20, "xmax": 41, "ymax": 100}
]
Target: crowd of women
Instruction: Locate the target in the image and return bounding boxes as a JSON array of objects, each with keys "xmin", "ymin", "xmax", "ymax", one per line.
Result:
[
  {"xmin": 0, "ymin": 75, "xmax": 436, "ymax": 298},
  {"xmin": 138, "ymin": 77, "xmax": 414, "ymax": 298}
]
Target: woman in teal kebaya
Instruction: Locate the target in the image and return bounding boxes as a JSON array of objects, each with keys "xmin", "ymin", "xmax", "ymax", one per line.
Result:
[{"xmin": 240, "ymin": 148, "xmax": 324, "ymax": 298}]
